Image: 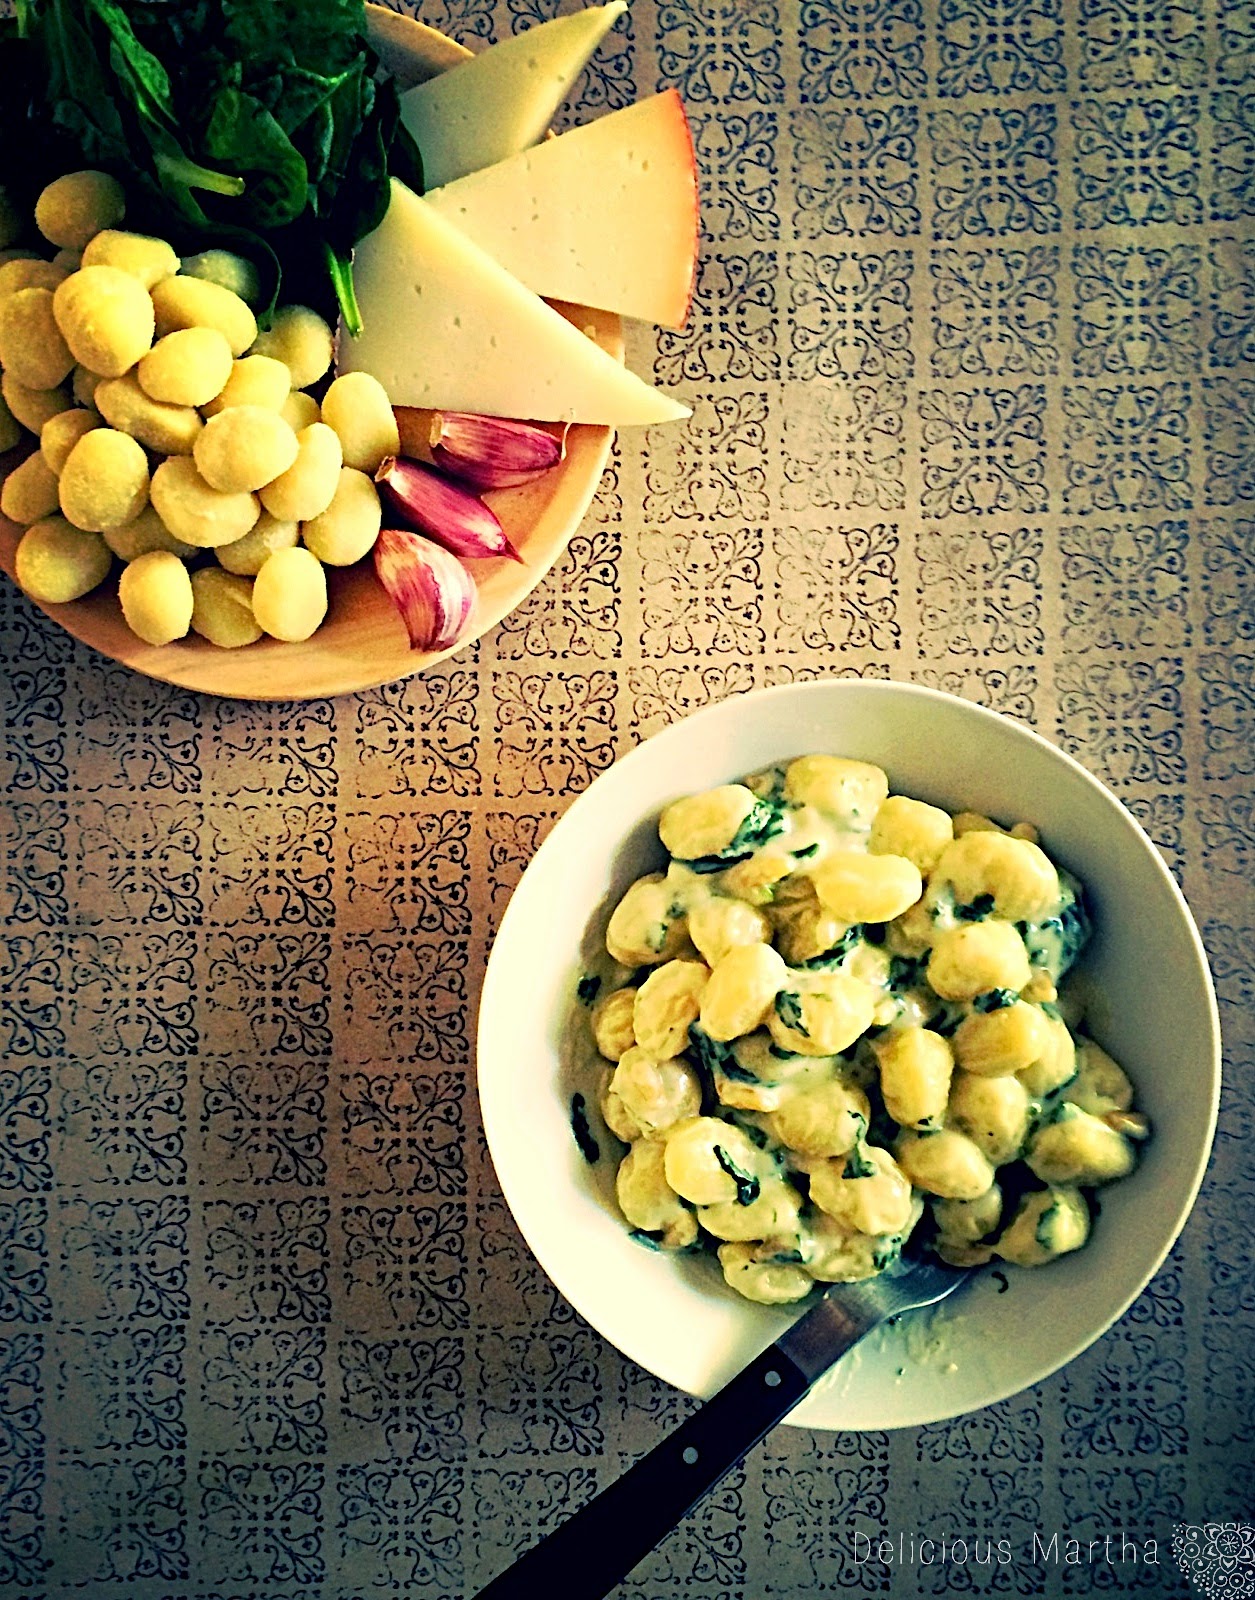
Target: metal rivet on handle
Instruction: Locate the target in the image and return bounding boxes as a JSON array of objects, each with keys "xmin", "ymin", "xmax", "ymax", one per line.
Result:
[
  {"xmin": 682, "ymin": 1447, "xmax": 699, "ymax": 1465},
  {"xmin": 765, "ymin": 1370, "xmax": 781, "ymax": 1388}
]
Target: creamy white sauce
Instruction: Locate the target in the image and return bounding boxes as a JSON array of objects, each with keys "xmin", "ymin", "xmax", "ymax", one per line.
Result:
[{"xmin": 576, "ymin": 760, "xmax": 1125, "ymax": 1304}]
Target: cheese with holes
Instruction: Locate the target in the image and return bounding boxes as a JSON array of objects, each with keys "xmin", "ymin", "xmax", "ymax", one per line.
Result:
[
  {"xmin": 425, "ymin": 91, "xmax": 699, "ymax": 328},
  {"xmin": 337, "ymin": 181, "xmax": 690, "ymax": 426},
  {"xmin": 398, "ymin": 2, "xmax": 628, "ymax": 190}
]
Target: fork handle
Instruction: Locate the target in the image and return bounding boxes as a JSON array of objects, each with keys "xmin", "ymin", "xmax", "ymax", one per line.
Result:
[{"xmin": 471, "ymin": 1342, "xmax": 815, "ymax": 1600}]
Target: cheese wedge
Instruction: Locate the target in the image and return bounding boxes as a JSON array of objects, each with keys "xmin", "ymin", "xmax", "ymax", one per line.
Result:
[
  {"xmin": 338, "ymin": 181, "xmax": 690, "ymax": 427},
  {"xmin": 398, "ymin": 2, "xmax": 628, "ymax": 190},
  {"xmin": 425, "ymin": 91, "xmax": 699, "ymax": 329}
]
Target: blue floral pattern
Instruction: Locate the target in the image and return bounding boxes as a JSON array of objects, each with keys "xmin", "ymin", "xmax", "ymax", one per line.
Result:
[
  {"xmin": 656, "ymin": 1, "xmax": 783, "ymax": 103},
  {"xmin": 52, "ymin": 1324, "xmax": 183, "ymax": 1453},
  {"xmin": 200, "ymin": 1459, "xmax": 323, "ymax": 1585},
  {"xmin": 1079, "ymin": 0, "xmax": 1206, "ymax": 87},
  {"xmin": 1200, "ymin": 515, "xmax": 1255, "ymax": 644},
  {"xmin": 1073, "ymin": 244, "xmax": 1201, "ymax": 374},
  {"xmin": 491, "ymin": 529, "xmax": 623, "ymax": 662},
  {"xmin": 1202, "ymin": 376, "xmax": 1255, "ymax": 503},
  {"xmin": 939, "ymin": 0, "xmax": 1065, "ymax": 94},
  {"xmin": 336, "ymin": 1461, "xmax": 461, "ymax": 1592},
  {"xmin": 788, "ymin": 249, "xmax": 914, "ymax": 380},
  {"xmin": 201, "ymin": 1324, "xmax": 325, "ymax": 1455},
  {"xmin": 929, "ymin": 105, "xmax": 1060, "ymax": 236},
  {"xmin": 58, "ymin": 1196, "xmax": 190, "ymax": 1322},
  {"xmin": 203, "ymin": 1197, "xmax": 330, "ymax": 1323},
  {"xmin": 639, "ymin": 527, "xmax": 766, "ymax": 655},
  {"xmin": 1073, "ymin": 96, "xmax": 1202, "ymax": 227},
  {"xmin": 54, "ymin": 1456, "xmax": 185, "ymax": 1583},
  {"xmin": 1060, "ymin": 518, "xmax": 1190, "ymax": 651},
  {"xmin": 0, "ymin": 1062, "xmax": 52, "ymax": 1190},
  {"xmin": 644, "ymin": 391, "xmax": 773, "ymax": 518},
  {"xmin": 782, "ymin": 380, "xmax": 907, "ymax": 510},
  {"xmin": 919, "ymin": 384, "xmax": 1049, "ymax": 516},
  {"xmin": 56, "ymin": 1058, "xmax": 185, "ymax": 1186},
  {"xmin": 338, "ymin": 1334, "xmax": 464, "ymax": 1460},
  {"xmin": 769, "ymin": 524, "xmax": 901, "ymax": 653},
  {"xmin": 339, "ymin": 1069, "xmax": 466, "ymax": 1197},
  {"xmin": 1199, "ymin": 652, "xmax": 1255, "ymax": 780},
  {"xmin": 0, "ymin": 1198, "xmax": 49, "ymax": 1322},
  {"xmin": 341, "ymin": 1202, "xmax": 468, "ymax": 1329},
  {"xmin": 1062, "ymin": 382, "xmax": 1192, "ymax": 512},
  {"xmin": 916, "ymin": 525, "xmax": 1045, "ymax": 654},
  {"xmin": 799, "ymin": 0, "xmax": 926, "ymax": 99},
  {"xmin": 201, "ymin": 1058, "xmax": 327, "ymax": 1186},
  {"xmin": 471, "ymin": 1467, "xmax": 597, "ymax": 1585},
  {"xmin": 654, "ymin": 251, "xmax": 780, "ymax": 383},
  {"xmin": 0, "ymin": 800, "xmax": 66, "ymax": 925},
  {"xmin": 1054, "ymin": 657, "xmax": 1186, "ymax": 786},
  {"xmin": 792, "ymin": 105, "xmax": 921, "ymax": 237},
  {"xmin": 929, "ymin": 246, "xmax": 1059, "ymax": 376},
  {"xmin": 1213, "ymin": 90, "xmax": 1255, "ymax": 221},
  {"xmin": 1209, "ymin": 235, "xmax": 1255, "ymax": 365},
  {"xmin": 1219, "ymin": 0, "xmax": 1255, "ymax": 81},
  {"xmin": 689, "ymin": 110, "xmax": 779, "ymax": 241}
]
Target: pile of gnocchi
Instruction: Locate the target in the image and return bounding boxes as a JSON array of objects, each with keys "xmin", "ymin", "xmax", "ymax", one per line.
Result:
[
  {"xmin": 0, "ymin": 170, "xmax": 399, "ymax": 647},
  {"xmin": 579, "ymin": 754, "xmax": 1150, "ymax": 1306}
]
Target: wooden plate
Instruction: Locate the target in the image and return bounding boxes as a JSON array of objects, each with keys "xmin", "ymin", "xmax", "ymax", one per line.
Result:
[{"xmin": 0, "ymin": 5, "xmax": 619, "ymax": 701}]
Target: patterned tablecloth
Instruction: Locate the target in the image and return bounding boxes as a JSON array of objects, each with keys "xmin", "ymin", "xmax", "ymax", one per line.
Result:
[{"xmin": 1, "ymin": 0, "xmax": 1253, "ymax": 1595}]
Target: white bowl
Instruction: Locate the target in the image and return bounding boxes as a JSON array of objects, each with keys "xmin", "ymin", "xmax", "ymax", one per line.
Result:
[{"xmin": 477, "ymin": 679, "xmax": 1220, "ymax": 1429}]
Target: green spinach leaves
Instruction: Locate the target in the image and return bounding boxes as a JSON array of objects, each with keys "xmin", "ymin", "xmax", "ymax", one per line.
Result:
[{"xmin": 3, "ymin": 0, "xmax": 423, "ymax": 329}]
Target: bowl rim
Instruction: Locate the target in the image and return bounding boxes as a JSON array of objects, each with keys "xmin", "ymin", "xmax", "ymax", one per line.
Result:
[{"xmin": 477, "ymin": 677, "xmax": 1222, "ymax": 1427}]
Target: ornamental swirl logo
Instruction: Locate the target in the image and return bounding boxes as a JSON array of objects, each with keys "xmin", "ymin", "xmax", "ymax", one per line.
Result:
[{"xmin": 1172, "ymin": 1524, "xmax": 1255, "ymax": 1599}]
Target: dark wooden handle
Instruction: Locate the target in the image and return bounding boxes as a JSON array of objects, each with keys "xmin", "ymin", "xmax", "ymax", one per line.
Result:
[{"xmin": 472, "ymin": 1342, "xmax": 811, "ymax": 1600}]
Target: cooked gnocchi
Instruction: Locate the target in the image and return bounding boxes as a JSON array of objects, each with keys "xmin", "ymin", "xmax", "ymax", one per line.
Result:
[{"xmin": 576, "ymin": 755, "xmax": 1149, "ymax": 1304}]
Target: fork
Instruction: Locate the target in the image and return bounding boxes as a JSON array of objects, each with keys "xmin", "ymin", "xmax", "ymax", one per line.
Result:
[{"xmin": 471, "ymin": 1254, "xmax": 975, "ymax": 1600}]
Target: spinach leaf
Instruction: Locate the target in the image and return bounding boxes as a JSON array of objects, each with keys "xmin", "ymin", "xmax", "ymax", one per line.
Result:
[
  {"xmin": 872, "ymin": 1235, "xmax": 903, "ymax": 1271},
  {"xmin": 714, "ymin": 1145, "xmax": 760, "ymax": 1206},
  {"xmin": 973, "ymin": 988, "xmax": 1020, "ymax": 1013},
  {"xmin": 843, "ymin": 1142, "xmax": 877, "ymax": 1179},
  {"xmin": 576, "ymin": 975, "xmax": 602, "ymax": 1006},
  {"xmin": 687, "ymin": 1024, "xmax": 758, "ymax": 1085},
  {"xmin": 202, "ymin": 86, "xmax": 307, "ymax": 227},
  {"xmin": 1034, "ymin": 1204, "xmax": 1060, "ymax": 1250},
  {"xmin": 6, "ymin": 0, "xmax": 419, "ymax": 325},
  {"xmin": 630, "ymin": 1227, "xmax": 701, "ymax": 1255},
  {"xmin": 926, "ymin": 1003, "xmax": 965, "ymax": 1038},
  {"xmin": 675, "ymin": 798, "xmax": 787, "ymax": 874},
  {"xmin": 569, "ymin": 1094, "xmax": 599, "ymax": 1165},
  {"xmin": 773, "ymin": 991, "xmax": 809, "ymax": 1036},
  {"xmin": 888, "ymin": 952, "xmax": 929, "ymax": 990},
  {"xmin": 1017, "ymin": 879, "xmax": 1092, "ymax": 979},
  {"xmin": 794, "ymin": 924, "xmax": 864, "ymax": 971}
]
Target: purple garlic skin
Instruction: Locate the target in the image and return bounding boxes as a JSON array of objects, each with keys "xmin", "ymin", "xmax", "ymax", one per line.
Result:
[
  {"xmin": 375, "ymin": 455, "xmax": 523, "ymax": 563},
  {"xmin": 428, "ymin": 411, "xmax": 564, "ymax": 489},
  {"xmin": 374, "ymin": 526, "xmax": 475, "ymax": 652}
]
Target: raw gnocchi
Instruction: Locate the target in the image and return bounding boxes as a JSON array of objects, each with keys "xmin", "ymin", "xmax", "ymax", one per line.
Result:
[
  {"xmin": 576, "ymin": 755, "xmax": 1149, "ymax": 1303},
  {"xmin": 0, "ymin": 173, "xmax": 415, "ymax": 654}
]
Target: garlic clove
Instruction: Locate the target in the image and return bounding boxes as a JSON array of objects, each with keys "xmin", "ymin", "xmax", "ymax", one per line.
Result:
[
  {"xmin": 428, "ymin": 410, "xmax": 565, "ymax": 489},
  {"xmin": 375, "ymin": 454, "xmax": 523, "ymax": 562},
  {"xmin": 373, "ymin": 526, "xmax": 475, "ymax": 652}
]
